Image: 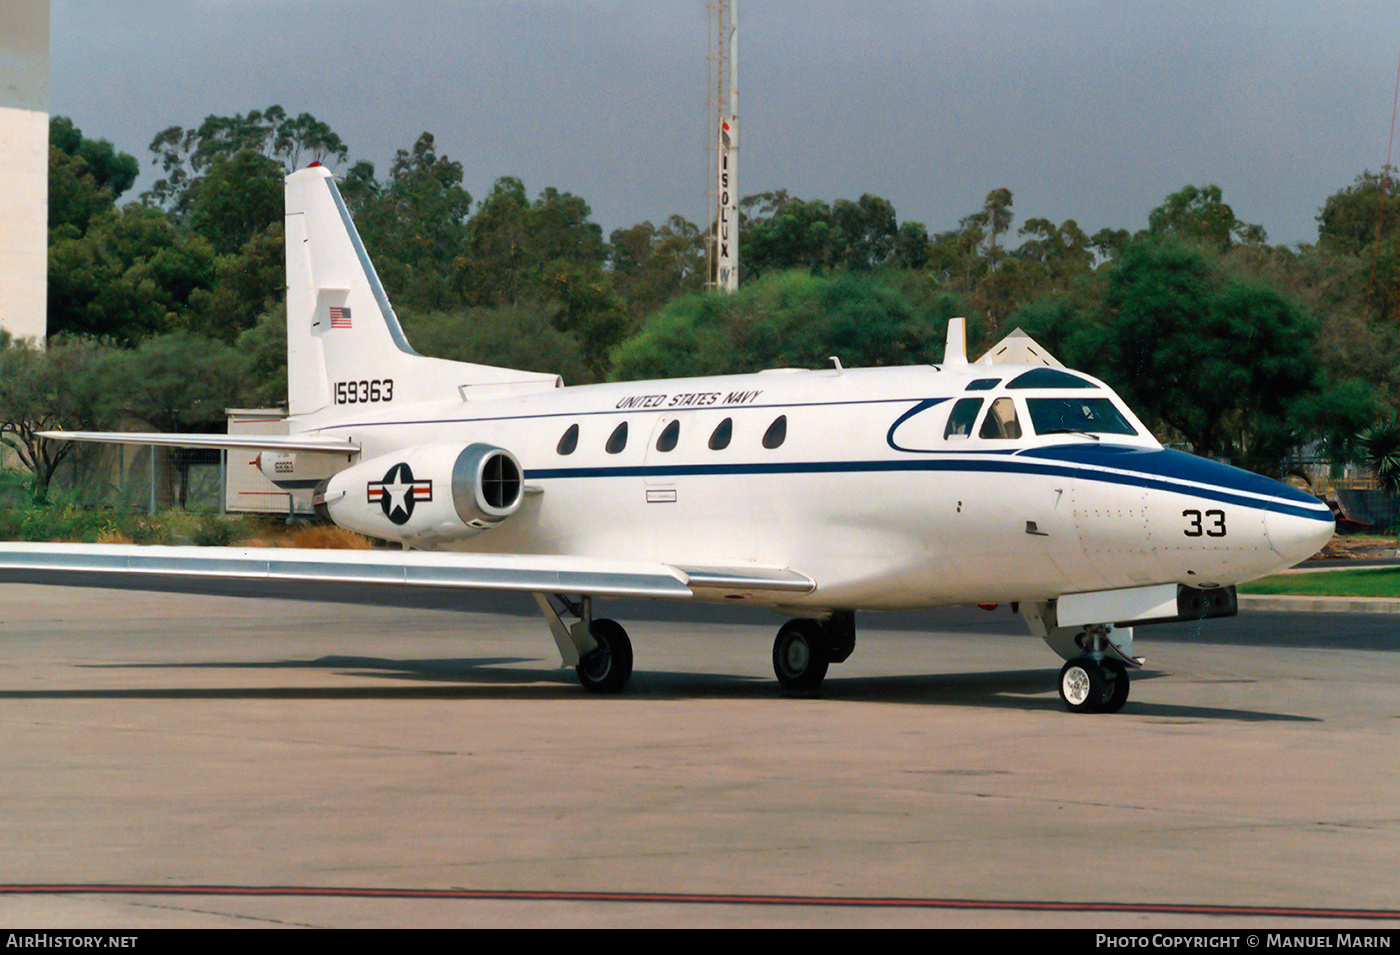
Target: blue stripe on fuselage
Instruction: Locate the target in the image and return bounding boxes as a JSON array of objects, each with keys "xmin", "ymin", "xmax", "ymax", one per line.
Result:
[{"xmin": 526, "ymin": 444, "xmax": 1332, "ymax": 522}]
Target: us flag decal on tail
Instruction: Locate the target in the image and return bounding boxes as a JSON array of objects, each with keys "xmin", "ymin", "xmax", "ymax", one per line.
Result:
[{"xmin": 329, "ymin": 306, "xmax": 353, "ymax": 328}]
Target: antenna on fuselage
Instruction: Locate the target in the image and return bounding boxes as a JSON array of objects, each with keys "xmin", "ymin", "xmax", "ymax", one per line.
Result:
[{"xmin": 943, "ymin": 317, "xmax": 969, "ymax": 366}]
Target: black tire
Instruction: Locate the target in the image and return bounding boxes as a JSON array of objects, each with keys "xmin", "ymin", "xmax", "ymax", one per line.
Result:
[
  {"xmin": 772, "ymin": 619, "xmax": 830, "ymax": 691},
  {"xmin": 1058, "ymin": 657, "xmax": 1106, "ymax": 713},
  {"xmin": 576, "ymin": 618, "xmax": 633, "ymax": 694},
  {"xmin": 1099, "ymin": 659, "xmax": 1130, "ymax": 713}
]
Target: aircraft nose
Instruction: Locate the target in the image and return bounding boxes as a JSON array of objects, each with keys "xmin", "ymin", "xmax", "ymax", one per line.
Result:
[{"xmin": 1263, "ymin": 499, "xmax": 1335, "ymax": 567}]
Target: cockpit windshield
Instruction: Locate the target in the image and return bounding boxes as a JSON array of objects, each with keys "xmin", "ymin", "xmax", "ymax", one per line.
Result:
[{"xmin": 1027, "ymin": 397, "xmax": 1138, "ymax": 436}]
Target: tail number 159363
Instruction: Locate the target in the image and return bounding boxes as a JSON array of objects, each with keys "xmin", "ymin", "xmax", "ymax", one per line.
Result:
[{"xmin": 335, "ymin": 379, "xmax": 393, "ymax": 404}]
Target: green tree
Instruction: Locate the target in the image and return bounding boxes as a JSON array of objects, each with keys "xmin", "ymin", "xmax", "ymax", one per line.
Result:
[
  {"xmin": 1100, "ymin": 240, "xmax": 1346, "ymax": 460},
  {"xmin": 105, "ymin": 333, "xmax": 251, "ymax": 506},
  {"xmin": 49, "ymin": 117, "xmax": 140, "ymax": 238},
  {"xmin": 145, "ymin": 105, "xmax": 348, "ymax": 217},
  {"xmin": 1146, "ymin": 184, "xmax": 1265, "ymax": 251},
  {"xmin": 1357, "ymin": 416, "xmax": 1400, "ymax": 495},
  {"xmin": 352, "ymin": 133, "xmax": 473, "ymax": 311},
  {"xmin": 48, "ymin": 205, "xmax": 218, "ymax": 343},
  {"xmin": 188, "ymin": 220, "xmax": 287, "ymax": 340},
  {"xmin": 455, "ymin": 177, "xmax": 617, "ymax": 376},
  {"xmin": 0, "ymin": 336, "xmax": 121, "ymax": 499},
  {"xmin": 964, "ymin": 187, "xmax": 1015, "ymax": 264},
  {"xmin": 1316, "ymin": 169, "xmax": 1400, "ymax": 256},
  {"xmin": 608, "ymin": 216, "xmax": 707, "ymax": 321},
  {"xmin": 610, "ymin": 270, "xmax": 945, "ymax": 381},
  {"xmin": 1016, "ymin": 217, "xmax": 1094, "ymax": 288},
  {"xmin": 1002, "ymin": 295, "xmax": 1108, "ymax": 371},
  {"xmin": 400, "ymin": 303, "xmax": 591, "ymax": 385},
  {"xmin": 740, "ymin": 197, "xmax": 845, "ymax": 276},
  {"xmin": 234, "ymin": 304, "xmax": 289, "ymax": 407},
  {"xmin": 187, "ymin": 149, "xmax": 284, "ymax": 256}
]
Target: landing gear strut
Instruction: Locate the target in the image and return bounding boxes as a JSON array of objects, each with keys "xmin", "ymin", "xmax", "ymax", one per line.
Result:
[{"xmin": 533, "ymin": 594, "xmax": 633, "ymax": 694}]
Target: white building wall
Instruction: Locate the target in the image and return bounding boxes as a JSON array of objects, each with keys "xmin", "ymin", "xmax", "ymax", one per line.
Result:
[{"xmin": 0, "ymin": 0, "xmax": 50, "ymax": 344}]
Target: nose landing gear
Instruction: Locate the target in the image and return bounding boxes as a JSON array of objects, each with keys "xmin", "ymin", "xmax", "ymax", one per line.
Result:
[{"xmin": 1058, "ymin": 655, "xmax": 1130, "ymax": 713}]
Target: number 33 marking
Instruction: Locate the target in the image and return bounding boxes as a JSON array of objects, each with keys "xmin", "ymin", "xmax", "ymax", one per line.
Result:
[{"xmin": 1183, "ymin": 509, "xmax": 1226, "ymax": 537}]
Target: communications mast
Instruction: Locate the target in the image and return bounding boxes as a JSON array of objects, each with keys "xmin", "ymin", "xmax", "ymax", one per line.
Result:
[{"xmin": 711, "ymin": 0, "xmax": 739, "ymax": 292}]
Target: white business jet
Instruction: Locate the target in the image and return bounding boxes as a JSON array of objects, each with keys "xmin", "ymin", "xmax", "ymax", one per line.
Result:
[{"xmin": 12, "ymin": 164, "xmax": 1335, "ymax": 712}]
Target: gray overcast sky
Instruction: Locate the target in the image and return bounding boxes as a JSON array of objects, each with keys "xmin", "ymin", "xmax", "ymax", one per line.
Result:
[{"xmin": 49, "ymin": 0, "xmax": 1400, "ymax": 247}]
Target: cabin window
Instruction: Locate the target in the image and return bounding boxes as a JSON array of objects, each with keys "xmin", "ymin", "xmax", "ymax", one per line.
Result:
[
  {"xmin": 762, "ymin": 415, "xmax": 787, "ymax": 449},
  {"xmin": 556, "ymin": 423, "xmax": 579, "ymax": 455},
  {"xmin": 943, "ymin": 398, "xmax": 983, "ymax": 438},
  {"xmin": 606, "ymin": 421, "xmax": 628, "ymax": 454},
  {"xmin": 1006, "ymin": 367, "xmax": 1097, "ymax": 389},
  {"xmin": 655, "ymin": 419, "xmax": 680, "ymax": 452},
  {"xmin": 965, "ymin": 378, "xmax": 1001, "ymax": 391},
  {"xmin": 978, "ymin": 396, "xmax": 1023, "ymax": 439},
  {"xmin": 1027, "ymin": 397, "xmax": 1138, "ymax": 436},
  {"xmin": 709, "ymin": 417, "xmax": 733, "ymax": 450}
]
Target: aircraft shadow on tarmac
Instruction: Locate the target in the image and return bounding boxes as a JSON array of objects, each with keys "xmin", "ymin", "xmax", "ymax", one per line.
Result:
[{"xmin": 13, "ymin": 654, "xmax": 1319, "ymax": 721}]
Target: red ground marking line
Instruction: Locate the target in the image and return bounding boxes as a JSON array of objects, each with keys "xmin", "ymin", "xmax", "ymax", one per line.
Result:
[{"xmin": 0, "ymin": 886, "xmax": 1397, "ymax": 920}]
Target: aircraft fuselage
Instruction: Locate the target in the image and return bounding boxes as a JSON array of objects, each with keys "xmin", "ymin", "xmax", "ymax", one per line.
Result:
[{"xmin": 300, "ymin": 362, "xmax": 1334, "ymax": 612}]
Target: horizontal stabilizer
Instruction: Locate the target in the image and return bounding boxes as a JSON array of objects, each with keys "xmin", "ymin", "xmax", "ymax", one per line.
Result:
[{"xmin": 37, "ymin": 431, "xmax": 360, "ymax": 454}]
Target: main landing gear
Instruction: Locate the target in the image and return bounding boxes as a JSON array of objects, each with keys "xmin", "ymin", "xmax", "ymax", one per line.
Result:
[
  {"xmin": 576, "ymin": 617, "xmax": 634, "ymax": 694},
  {"xmin": 772, "ymin": 611, "xmax": 856, "ymax": 692},
  {"xmin": 1058, "ymin": 655, "xmax": 1130, "ymax": 713},
  {"xmin": 534, "ymin": 594, "xmax": 633, "ymax": 694}
]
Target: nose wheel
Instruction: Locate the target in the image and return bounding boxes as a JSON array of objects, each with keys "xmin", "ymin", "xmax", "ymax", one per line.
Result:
[{"xmin": 1058, "ymin": 656, "xmax": 1130, "ymax": 713}]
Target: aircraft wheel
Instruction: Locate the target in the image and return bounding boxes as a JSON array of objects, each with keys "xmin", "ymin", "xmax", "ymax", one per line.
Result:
[
  {"xmin": 1099, "ymin": 660, "xmax": 1130, "ymax": 713},
  {"xmin": 576, "ymin": 618, "xmax": 633, "ymax": 694},
  {"xmin": 773, "ymin": 619, "xmax": 830, "ymax": 691},
  {"xmin": 1058, "ymin": 657, "xmax": 1106, "ymax": 713}
]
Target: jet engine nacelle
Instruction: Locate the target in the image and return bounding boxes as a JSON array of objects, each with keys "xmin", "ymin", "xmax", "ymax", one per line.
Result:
[{"xmin": 316, "ymin": 443, "xmax": 524, "ymax": 547}]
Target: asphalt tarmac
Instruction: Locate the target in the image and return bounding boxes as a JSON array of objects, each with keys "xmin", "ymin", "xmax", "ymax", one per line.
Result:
[{"xmin": 0, "ymin": 583, "xmax": 1397, "ymax": 928}]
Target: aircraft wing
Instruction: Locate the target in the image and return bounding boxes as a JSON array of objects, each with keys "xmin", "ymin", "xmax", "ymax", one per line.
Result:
[
  {"xmin": 0, "ymin": 543, "xmax": 814, "ymax": 602},
  {"xmin": 36, "ymin": 431, "xmax": 359, "ymax": 454}
]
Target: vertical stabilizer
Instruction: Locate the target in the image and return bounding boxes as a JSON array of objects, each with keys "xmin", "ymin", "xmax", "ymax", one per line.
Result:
[{"xmin": 283, "ymin": 165, "xmax": 558, "ymax": 417}]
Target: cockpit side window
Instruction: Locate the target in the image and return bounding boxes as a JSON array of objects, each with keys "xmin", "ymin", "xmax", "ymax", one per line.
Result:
[
  {"xmin": 978, "ymin": 396, "xmax": 1023, "ymax": 439},
  {"xmin": 943, "ymin": 398, "xmax": 983, "ymax": 439}
]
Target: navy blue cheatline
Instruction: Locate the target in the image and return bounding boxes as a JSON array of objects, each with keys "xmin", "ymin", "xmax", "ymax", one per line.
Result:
[{"xmin": 527, "ymin": 444, "xmax": 1332, "ymax": 525}]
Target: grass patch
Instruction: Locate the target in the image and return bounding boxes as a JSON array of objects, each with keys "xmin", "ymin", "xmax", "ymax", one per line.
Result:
[
  {"xmin": 1240, "ymin": 567, "xmax": 1400, "ymax": 597},
  {"xmin": 0, "ymin": 493, "xmax": 371, "ymax": 549}
]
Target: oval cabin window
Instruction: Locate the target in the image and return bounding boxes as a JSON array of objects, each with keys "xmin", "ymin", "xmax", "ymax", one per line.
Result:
[
  {"xmin": 606, "ymin": 421, "xmax": 628, "ymax": 454},
  {"xmin": 709, "ymin": 417, "xmax": 733, "ymax": 450},
  {"xmin": 762, "ymin": 415, "xmax": 787, "ymax": 449},
  {"xmin": 656, "ymin": 419, "xmax": 680, "ymax": 452},
  {"xmin": 556, "ymin": 423, "xmax": 579, "ymax": 455}
]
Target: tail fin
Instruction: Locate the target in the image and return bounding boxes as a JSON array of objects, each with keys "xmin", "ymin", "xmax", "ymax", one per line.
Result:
[{"xmin": 283, "ymin": 164, "xmax": 559, "ymax": 417}]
